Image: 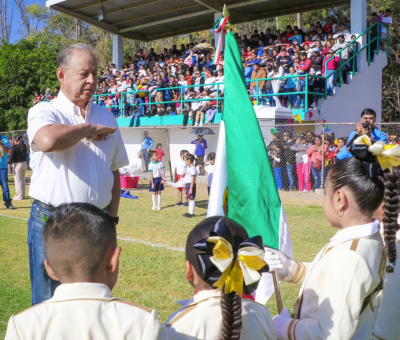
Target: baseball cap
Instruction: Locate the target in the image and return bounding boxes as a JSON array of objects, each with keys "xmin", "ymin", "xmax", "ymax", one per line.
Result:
[{"xmin": 314, "ymin": 48, "xmax": 320, "ymax": 53}]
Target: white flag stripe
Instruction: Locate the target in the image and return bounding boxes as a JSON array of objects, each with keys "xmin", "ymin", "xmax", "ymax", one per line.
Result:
[
  {"xmin": 255, "ymin": 206, "xmax": 293, "ymax": 305},
  {"xmin": 207, "ymin": 120, "xmax": 228, "ymax": 217}
]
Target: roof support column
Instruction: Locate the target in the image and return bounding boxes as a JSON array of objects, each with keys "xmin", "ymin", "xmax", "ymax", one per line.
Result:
[
  {"xmin": 351, "ymin": 0, "xmax": 366, "ymax": 73},
  {"xmin": 214, "ymin": 12, "xmax": 225, "ymax": 50},
  {"xmin": 113, "ymin": 35, "xmax": 124, "ymax": 69}
]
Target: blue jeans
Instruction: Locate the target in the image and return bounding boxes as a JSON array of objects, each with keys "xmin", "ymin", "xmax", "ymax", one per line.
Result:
[
  {"xmin": 286, "ymin": 164, "xmax": 295, "ymax": 189},
  {"xmin": 28, "ymin": 202, "xmax": 60, "ymax": 305},
  {"xmin": 311, "ymin": 165, "xmax": 327, "ymax": 189},
  {"xmin": 142, "ymin": 149, "xmax": 150, "ymax": 171},
  {"xmin": 274, "ymin": 167, "xmax": 283, "ymax": 190},
  {"xmin": 0, "ymin": 168, "xmax": 11, "ymax": 206},
  {"xmin": 206, "ymin": 109, "xmax": 217, "ymax": 123},
  {"xmin": 129, "ymin": 112, "xmax": 145, "ymax": 127},
  {"xmin": 266, "ymin": 89, "xmax": 276, "ymax": 107},
  {"xmin": 295, "ymin": 79, "xmax": 305, "ymax": 108},
  {"xmin": 252, "ymin": 87, "xmax": 265, "ymax": 105},
  {"xmin": 326, "ymin": 69, "xmax": 336, "ymax": 94},
  {"xmin": 287, "ymin": 89, "xmax": 296, "ymax": 106}
]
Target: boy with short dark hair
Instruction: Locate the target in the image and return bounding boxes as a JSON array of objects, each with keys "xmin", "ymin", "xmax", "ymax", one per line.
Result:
[{"xmin": 5, "ymin": 203, "xmax": 165, "ymax": 340}]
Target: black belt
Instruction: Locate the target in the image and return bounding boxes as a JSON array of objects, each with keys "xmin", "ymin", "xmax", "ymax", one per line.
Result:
[{"xmin": 33, "ymin": 200, "xmax": 56, "ymax": 212}]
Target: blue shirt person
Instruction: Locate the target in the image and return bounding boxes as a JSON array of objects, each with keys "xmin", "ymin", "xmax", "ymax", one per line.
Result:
[
  {"xmin": 141, "ymin": 131, "xmax": 154, "ymax": 171},
  {"xmin": 337, "ymin": 108, "xmax": 387, "ymax": 160},
  {"xmin": 191, "ymin": 134, "xmax": 208, "ymax": 174},
  {"xmin": 0, "ymin": 134, "xmax": 15, "ymax": 209}
]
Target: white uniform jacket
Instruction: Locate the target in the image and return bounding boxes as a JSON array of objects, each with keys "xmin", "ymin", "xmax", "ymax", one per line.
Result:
[
  {"xmin": 5, "ymin": 283, "xmax": 167, "ymax": 340},
  {"xmin": 281, "ymin": 221, "xmax": 383, "ymax": 340},
  {"xmin": 372, "ymin": 230, "xmax": 400, "ymax": 340},
  {"xmin": 164, "ymin": 289, "xmax": 276, "ymax": 340}
]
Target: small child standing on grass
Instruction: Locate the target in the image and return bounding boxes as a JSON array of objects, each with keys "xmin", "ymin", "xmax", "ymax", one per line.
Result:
[
  {"xmin": 205, "ymin": 152, "xmax": 215, "ymax": 196},
  {"xmin": 148, "ymin": 151, "xmax": 165, "ymax": 211},
  {"xmin": 182, "ymin": 153, "xmax": 197, "ymax": 218},
  {"xmin": 156, "ymin": 143, "xmax": 165, "ymax": 162},
  {"xmin": 175, "ymin": 150, "xmax": 189, "ymax": 206}
]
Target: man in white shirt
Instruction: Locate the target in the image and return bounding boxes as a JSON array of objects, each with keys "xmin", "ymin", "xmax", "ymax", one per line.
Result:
[{"xmin": 27, "ymin": 44, "xmax": 128, "ymax": 306}]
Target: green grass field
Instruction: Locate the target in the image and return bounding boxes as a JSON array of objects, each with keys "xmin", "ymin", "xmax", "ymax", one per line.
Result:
[{"xmin": 0, "ymin": 176, "xmax": 335, "ymax": 337}]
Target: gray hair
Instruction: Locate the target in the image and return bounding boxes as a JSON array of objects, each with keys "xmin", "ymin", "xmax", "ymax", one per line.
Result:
[{"xmin": 56, "ymin": 44, "xmax": 97, "ymax": 70}]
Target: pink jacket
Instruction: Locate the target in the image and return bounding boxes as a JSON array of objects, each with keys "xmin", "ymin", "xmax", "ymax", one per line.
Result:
[
  {"xmin": 307, "ymin": 145, "xmax": 329, "ymax": 164},
  {"xmin": 322, "ymin": 56, "xmax": 340, "ymax": 76}
]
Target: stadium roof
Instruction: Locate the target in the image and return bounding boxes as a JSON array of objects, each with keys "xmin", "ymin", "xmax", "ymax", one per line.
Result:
[{"xmin": 46, "ymin": 0, "xmax": 349, "ymax": 42}]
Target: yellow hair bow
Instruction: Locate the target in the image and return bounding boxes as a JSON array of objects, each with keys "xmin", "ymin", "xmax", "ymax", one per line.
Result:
[
  {"xmin": 353, "ymin": 135, "xmax": 400, "ymax": 172},
  {"xmin": 207, "ymin": 236, "xmax": 267, "ymax": 296}
]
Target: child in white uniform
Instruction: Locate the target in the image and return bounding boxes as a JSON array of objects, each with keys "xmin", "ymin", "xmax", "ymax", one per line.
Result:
[
  {"xmin": 183, "ymin": 153, "xmax": 197, "ymax": 218},
  {"xmin": 148, "ymin": 151, "xmax": 165, "ymax": 211},
  {"xmin": 267, "ymin": 137, "xmax": 396, "ymax": 340},
  {"xmin": 165, "ymin": 216, "xmax": 276, "ymax": 340},
  {"xmin": 175, "ymin": 149, "xmax": 189, "ymax": 206},
  {"xmin": 205, "ymin": 152, "xmax": 215, "ymax": 196},
  {"xmin": 5, "ymin": 203, "xmax": 166, "ymax": 340}
]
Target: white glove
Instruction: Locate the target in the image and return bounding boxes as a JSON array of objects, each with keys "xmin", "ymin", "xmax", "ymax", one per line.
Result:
[
  {"xmin": 264, "ymin": 247, "xmax": 291, "ymax": 279},
  {"xmin": 273, "ymin": 308, "xmax": 292, "ymax": 340}
]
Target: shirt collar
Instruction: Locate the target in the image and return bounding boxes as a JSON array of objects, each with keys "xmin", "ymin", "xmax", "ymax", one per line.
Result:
[
  {"xmin": 151, "ymin": 161, "xmax": 158, "ymax": 164},
  {"xmin": 50, "ymin": 283, "xmax": 112, "ymax": 302},
  {"xmin": 330, "ymin": 220, "xmax": 380, "ymax": 244},
  {"xmin": 176, "ymin": 289, "xmax": 221, "ymax": 307},
  {"xmin": 57, "ymin": 90, "xmax": 92, "ymax": 120}
]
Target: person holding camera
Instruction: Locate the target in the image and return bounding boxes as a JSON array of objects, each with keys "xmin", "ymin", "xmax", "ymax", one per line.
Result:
[{"xmin": 337, "ymin": 108, "xmax": 387, "ymax": 160}]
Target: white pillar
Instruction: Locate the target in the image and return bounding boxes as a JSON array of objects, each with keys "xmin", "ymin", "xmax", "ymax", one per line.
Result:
[
  {"xmin": 214, "ymin": 12, "xmax": 224, "ymax": 49},
  {"xmin": 351, "ymin": 0, "xmax": 367, "ymax": 73},
  {"xmin": 113, "ymin": 35, "xmax": 124, "ymax": 69}
]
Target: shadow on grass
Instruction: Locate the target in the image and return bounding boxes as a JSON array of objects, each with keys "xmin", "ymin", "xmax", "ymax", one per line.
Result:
[{"xmin": 162, "ymin": 200, "xmax": 209, "ymax": 210}]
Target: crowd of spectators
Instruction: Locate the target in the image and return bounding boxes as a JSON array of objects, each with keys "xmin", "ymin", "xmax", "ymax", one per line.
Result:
[
  {"xmin": 267, "ymin": 130, "xmax": 349, "ymax": 192},
  {"xmin": 32, "ymin": 87, "xmax": 60, "ymax": 105},
  {"xmin": 32, "ymin": 10, "xmax": 391, "ymax": 126}
]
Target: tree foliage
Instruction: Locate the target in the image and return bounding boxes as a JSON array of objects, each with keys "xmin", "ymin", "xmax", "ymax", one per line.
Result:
[{"xmin": 0, "ymin": 37, "xmax": 59, "ymax": 131}]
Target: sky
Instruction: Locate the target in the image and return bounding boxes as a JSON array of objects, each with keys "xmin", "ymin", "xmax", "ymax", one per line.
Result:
[{"xmin": 9, "ymin": 0, "xmax": 46, "ymax": 43}]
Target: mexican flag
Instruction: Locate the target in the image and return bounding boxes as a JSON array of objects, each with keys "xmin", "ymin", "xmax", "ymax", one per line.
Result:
[{"xmin": 207, "ymin": 32, "xmax": 293, "ymax": 304}]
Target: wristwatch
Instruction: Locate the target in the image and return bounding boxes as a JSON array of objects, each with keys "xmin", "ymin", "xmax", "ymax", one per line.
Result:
[{"xmin": 112, "ymin": 216, "xmax": 119, "ymax": 225}]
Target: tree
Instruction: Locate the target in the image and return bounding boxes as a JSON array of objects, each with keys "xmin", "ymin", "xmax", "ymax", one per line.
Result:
[
  {"xmin": 0, "ymin": 0, "xmax": 12, "ymax": 43},
  {"xmin": 0, "ymin": 36, "xmax": 59, "ymax": 130}
]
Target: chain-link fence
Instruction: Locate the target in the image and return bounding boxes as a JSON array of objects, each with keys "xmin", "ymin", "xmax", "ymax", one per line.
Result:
[{"xmin": 2, "ymin": 122, "xmax": 400, "ymax": 194}]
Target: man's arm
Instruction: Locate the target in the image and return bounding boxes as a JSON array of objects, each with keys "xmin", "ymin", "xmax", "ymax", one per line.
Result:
[
  {"xmin": 0, "ymin": 139, "xmax": 10, "ymax": 153},
  {"xmin": 106, "ymin": 170, "xmax": 121, "ymax": 218},
  {"xmin": 33, "ymin": 123, "xmax": 117, "ymax": 153},
  {"xmin": 148, "ymin": 138, "xmax": 154, "ymax": 150}
]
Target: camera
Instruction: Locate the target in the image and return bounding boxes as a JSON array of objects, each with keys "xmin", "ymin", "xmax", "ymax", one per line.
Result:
[{"xmin": 362, "ymin": 122, "xmax": 371, "ymax": 131}]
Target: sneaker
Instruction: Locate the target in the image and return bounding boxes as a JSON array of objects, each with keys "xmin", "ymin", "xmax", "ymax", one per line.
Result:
[
  {"xmin": 152, "ymin": 205, "xmax": 156, "ymax": 210},
  {"xmin": 194, "ymin": 122, "xmax": 199, "ymax": 127},
  {"xmin": 175, "ymin": 201, "xmax": 183, "ymax": 206},
  {"xmin": 6, "ymin": 204, "xmax": 16, "ymax": 210},
  {"xmin": 183, "ymin": 202, "xmax": 189, "ymax": 207},
  {"xmin": 199, "ymin": 122, "xmax": 203, "ymax": 127},
  {"xmin": 182, "ymin": 213, "xmax": 194, "ymax": 218},
  {"xmin": 157, "ymin": 206, "xmax": 161, "ymax": 211},
  {"xmin": 205, "ymin": 121, "xmax": 211, "ymax": 125}
]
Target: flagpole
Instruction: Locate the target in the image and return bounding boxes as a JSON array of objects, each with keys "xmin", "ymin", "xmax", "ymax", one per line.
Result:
[{"xmin": 272, "ymin": 271, "xmax": 283, "ymax": 314}]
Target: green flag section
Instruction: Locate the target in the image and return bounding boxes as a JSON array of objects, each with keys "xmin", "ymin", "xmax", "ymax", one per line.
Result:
[
  {"xmin": 224, "ymin": 32, "xmax": 281, "ymax": 248},
  {"xmin": 207, "ymin": 32, "xmax": 293, "ymax": 303}
]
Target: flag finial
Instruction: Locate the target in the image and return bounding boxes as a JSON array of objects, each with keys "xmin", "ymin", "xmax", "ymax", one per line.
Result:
[{"xmin": 222, "ymin": 4, "xmax": 230, "ymax": 18}]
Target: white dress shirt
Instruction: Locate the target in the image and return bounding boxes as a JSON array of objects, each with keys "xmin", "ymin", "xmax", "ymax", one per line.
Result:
[
  {"xmin": 165, "ymin": 289, "xmax": 276, "ymax": 340},
  {"xmin": 5, "ymin": 282, "xmax": 167, "ymax": 340},
  {"xmin": 27, "ymin": 91, "xmax": 128, "ymax": 208}
]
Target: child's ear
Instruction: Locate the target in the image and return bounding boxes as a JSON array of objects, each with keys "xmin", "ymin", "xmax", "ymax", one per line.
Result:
[
  {"xmin": 44, "ymin": 259, "xmax": 60, "ymax": 282},
  {"xmin": 107, "ymin": 246, "xmax": 121, "ymax": 273},
  {"xmin": 185, "ymin": 260, "xmax": 195, "ymax": 283}
]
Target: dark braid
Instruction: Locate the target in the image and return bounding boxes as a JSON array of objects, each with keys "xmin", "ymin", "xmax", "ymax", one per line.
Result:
[
  {"xmin": 382, "ymin": 168, "xmax": 400, "ymax": 273},
  {"xmin": 220, "ymin": 287, "xmax": 242, "ymax": 340}
]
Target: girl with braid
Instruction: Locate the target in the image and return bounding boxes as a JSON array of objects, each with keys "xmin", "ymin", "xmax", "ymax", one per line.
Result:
[
  {"xmin": 164, "ymin": 216, "xmax": 276, "ymax": 340},
  {"xmin": 372, "ymin": 168, "xmax": 400, "ymax": 340},
  {"xmin": 266, "ymin": 135, "xmax": 400, "ymax": 340}
]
